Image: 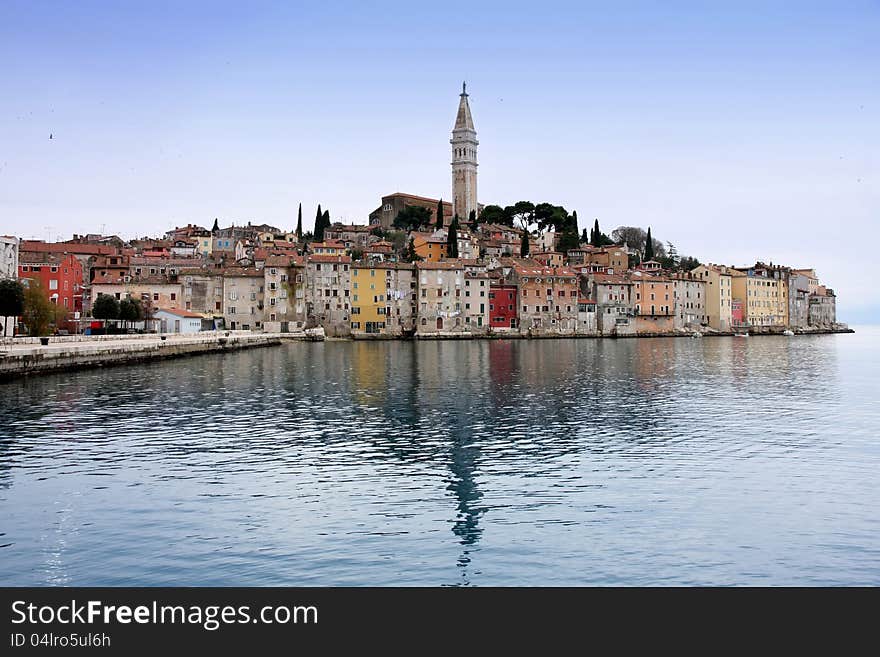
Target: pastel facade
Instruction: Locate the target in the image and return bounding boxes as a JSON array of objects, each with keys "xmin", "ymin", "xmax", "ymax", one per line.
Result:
[
  {"xmin": 693, "ymin": 264, "xmax": 733, "ymax": 331},
  {"xmin": 412, "ymin": 234, "xmax": 448, "ymax": 262},
  {"xmin": 154, "ymin": 308, "xmax": 204, "ymax": 334},
  {"xmin": 514, "ymin": 263, "xmax": 578, "ymax": 335},
  {"xmin": 462, "ymin": 271, "xmax": 490, "ymax": 333},
  {"xmin": 488, "ymin": 282, "xmax": 518, "ymax": 331},
  {"xmin": 632, "ymin": 274, "xmax": 675, "ymax": 333},
  {"xmin": 222, "ymin": 268, "xmax": 264, "ymax": 331},
  {"xmin": 415, "ymin": 262, "xmax": 470, "ymax": 335},
  {"xmin": 304, "ymin": 255, "xmax": 352, "ymax": 336},
  {"xmin": 180, "ymin": 270, "xmax": 225, "ymax": 315},
  {"xmin": 264, "ymin": 255, "xmax": 307, "ymax": 333},
  {"xmin": 19, "ymin": 252, "xmax": 85, "ymax": 330},
  {"xmin": 732, "ymin": 265, "xmax": 788, "ymax": 328},
  {"xmin": 590, "ymin": 274, "xmax": 636, "ymax": 336},
  {"xmin": 808, "ymin": 288, "xmax": 836, "ymax": 327},
  {"xmin": 350, "ymin": 263, "xmax": 416, "ymax": 335},
  {"xmin": 576, "ymin": 295, "xmax": 598, "ymax": 335},
  {"xmin": 672, "ymin": 274, "xmax": 707, "ymax": 330}
]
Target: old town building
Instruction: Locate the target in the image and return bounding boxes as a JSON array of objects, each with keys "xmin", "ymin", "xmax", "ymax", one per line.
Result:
[{"xmin": 304, "ymin": 255, "xmax": 351, "ymax": 336}]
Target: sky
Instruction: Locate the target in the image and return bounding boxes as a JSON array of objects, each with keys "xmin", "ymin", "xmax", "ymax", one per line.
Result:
[{"xmin": 0, "ymin": 1, "xmax": 877, "ymax": 321}]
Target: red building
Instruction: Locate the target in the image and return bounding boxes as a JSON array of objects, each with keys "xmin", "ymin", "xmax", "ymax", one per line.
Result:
[
  {"xmin": 731, "ymin": 299, "xmax": 744, "ymax": 327},
  {"xmin": 489, "ymin": 283, "xmax": 518, "ymax": 330},
  {"xmin": 19, "ymin": 253, "xmax": 85, "ymax": 330}
]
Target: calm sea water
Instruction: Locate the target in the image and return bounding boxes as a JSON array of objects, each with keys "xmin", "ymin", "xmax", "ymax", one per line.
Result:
[{"xmin": 1, "ymin": 329, "xmax": 878, "ymax": 586}]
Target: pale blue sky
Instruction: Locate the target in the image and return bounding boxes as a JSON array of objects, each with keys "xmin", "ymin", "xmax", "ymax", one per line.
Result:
[{"xmin": 0, "ymin": 1, "xmax": 877, "ymax": 320}]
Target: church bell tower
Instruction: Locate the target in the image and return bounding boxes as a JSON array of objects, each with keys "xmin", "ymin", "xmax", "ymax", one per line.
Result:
[{"xmin": 451, "ymin": 82, "xmax": 478, "ymax": 222}]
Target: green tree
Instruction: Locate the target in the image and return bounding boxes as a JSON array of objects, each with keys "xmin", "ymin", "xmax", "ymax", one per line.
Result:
[
  {"xmin": 119, "ymin": 296, "xmax": 143, "ymax": 330},
  {"xmin": 505, "ymin": 201, "xmax": 535, "ymax": 231},
  {"xmin": 392, "ymin": 206, "xmax": 432, "ymax": 231},
  {"xmin": 22, "ymin": 279, "xmax": 64, "ymax": 336},
  {"xmin": 295, "ymin": 203, "xmax": 303, "ymax": 239},
  {"xmin": 92, "ymin": 293, "xmax": 120, "ymax": 329},
  {"xmin": 679, "ymin": 255, "xmax": 702, "ymax": 271},
  {"xmin": 476, "ymin": 204, "xmax": 506, "ymax": 225},
  {"xmin": 520, "ymin": 228, "xmax": 530, "ymax": 256},
  {"xmin": 402, "ymin": 237, "xmax": 422, "ymax": 262},
  {"xmin": 384, "ymin": 230, "xmax": 407, "ymax": 252},
  {"xmin": 591, "ymin": 219, "xmax": 601, "ymax": 246},
  {"xmin": 644, "ymin": 227, "xmax": 654, "ymax": 261},
  {"xmin": 314, "ymin": 204, "xmax": 324, "ymax": 241},
  {"xmin": 557, "ymin": 210, "xmax": 580, "ymax": 253},
  {"xmin": 436, "ymin": 198, "xmax": 445, "ymax": 227},
  {"xmin": 468, "ymin": 209, "xmax": 476, "ymax": 224},
  {"xmin": 581, "ymin": 228, "xmax": 590, "ymax": 244},
  {"xmin": 211, "ymin": 217, "xmax": 219, "ymax": 233},
  {"xmin": 447, "ymin": 215, "xmax": 459, "ymax": 258},
  {"xmin": 0, "ymin": 278, "xmax": 25, "ymax": 337},
  {"xmin": 534, "ymin": 203, "xmax": 568, "ymax": 232}
]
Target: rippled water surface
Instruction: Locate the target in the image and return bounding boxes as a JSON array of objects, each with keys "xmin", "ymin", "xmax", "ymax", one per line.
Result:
[{"xmin": 1, "ymin": 329, "xmax": 878, "ymax": 586}]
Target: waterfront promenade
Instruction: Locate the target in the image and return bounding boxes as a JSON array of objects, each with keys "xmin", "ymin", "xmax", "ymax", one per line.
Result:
[{"xmin": 0, "ymin": 331, "xmax": 288, "ymax": 379}]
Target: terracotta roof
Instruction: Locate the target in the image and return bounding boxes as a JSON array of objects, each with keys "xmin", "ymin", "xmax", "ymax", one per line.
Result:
[
  {"xmin": 416, "ymin": 261, "xmax": 463, "ymax": 270},
  {"xmin": 307, "ymin": 255, "xmax": 352, "ymax": 264},
  {"xmin": 592, "ymin": 273, "xmax": 633, "ymax": 284},
  {"xmin": 20, "ymin": 240, "xmax": 117, "ymax": 256},
  {"xmin": 221, "ymin": 267, "xmax": 264, "ymax": 277}
]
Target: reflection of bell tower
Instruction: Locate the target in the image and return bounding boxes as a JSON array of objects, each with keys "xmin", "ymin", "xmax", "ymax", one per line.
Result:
[{"xmin": 451, "ymin": 82, "xmax": 478, "ymax": 221}]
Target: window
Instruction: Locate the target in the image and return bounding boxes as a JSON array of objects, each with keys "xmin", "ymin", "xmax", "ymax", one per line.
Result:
[
  {"xmin": 153, "ymin": 293, "xmax": 159, "ymax": 301},
  {"xmin": 229, "ymin": 307, "xmax": 236, "ymax": 314},
  {"xmin": 170, "ymin": 293, "xmax": 177, "ymax": 301},
  {"xmin": 49, "ymin": 279, "xmax": 58, "ymax": 290}
]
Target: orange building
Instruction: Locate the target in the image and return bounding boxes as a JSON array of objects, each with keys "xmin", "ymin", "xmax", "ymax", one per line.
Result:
[{"xmin": 412, "ymin": 234, "xmax": 448, "ymax": 262}]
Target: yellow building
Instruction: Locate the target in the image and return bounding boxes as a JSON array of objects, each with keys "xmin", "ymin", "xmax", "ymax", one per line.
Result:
[
  {"xmin": 731, "ymin": 265, "xmax": 788, "ymax": 327},
  {"xmin": 412, "ymin": 234, "xmax": 448, "ymax": 262},
  {"xmin": 692, "ymin": 264, "xmax": 733, "ymax": 331},
  {"xmin": 351, "ymin": 265, "xmax": 388, "ymax": 334},
  {"xmin": 196, "ymin": 234, "xmax": 213, "ymax": 257}
]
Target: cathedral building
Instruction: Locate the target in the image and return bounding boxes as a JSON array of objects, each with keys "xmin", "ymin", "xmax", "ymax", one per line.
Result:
[{"xmin": 370, "ymin": 83, "xmax": 479, "ymax": 229}]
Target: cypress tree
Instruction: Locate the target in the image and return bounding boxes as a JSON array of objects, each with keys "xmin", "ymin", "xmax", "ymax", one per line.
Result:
[
  {"xmin": 295, "ymin": 203, "xmax": 303, "ymax": 238},
  {"xmin": 468, "ymin": 209, "xmax": 476, "ymax": 224},
  {"xmin": 314, "ymin": 205, "xmax": 325, "ymax": 241},
  {"xmin": 592, "ymin": 218, "xmax": 600, "ymax": 246},
  {"xmin": 520, "ymin": 227, "xmax": 530, "ymax": 256},
  {"xmin": 446, "ymin": 215, "xmax": 459, "ymax": 258},
  {"xmin": 644, "ymin": 226, "xmax": 654, "ymax": 261},
  {"xmin": 211, "ymin": 217, "xmax": 219, "ymax": 233},
  {"xmin": 437, "ymin": 198, "xmax": 445, "ymax": 227}
]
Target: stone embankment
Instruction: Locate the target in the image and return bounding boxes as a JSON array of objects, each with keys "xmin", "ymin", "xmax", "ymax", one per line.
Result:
[{"xmin": 0, "ymin": 331, "xmax": 297, "ymax": 380}]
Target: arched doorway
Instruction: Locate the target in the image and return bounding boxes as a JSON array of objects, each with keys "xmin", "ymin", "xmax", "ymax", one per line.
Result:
[{"xmin": 436, "ymin": 317, "xmax": 443, "ymax": 330}]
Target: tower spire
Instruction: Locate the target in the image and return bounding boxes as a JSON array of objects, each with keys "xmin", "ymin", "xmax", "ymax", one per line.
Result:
[{"xmin": 451, "ymin": 83, "xmax": 478, "ymax": 221}]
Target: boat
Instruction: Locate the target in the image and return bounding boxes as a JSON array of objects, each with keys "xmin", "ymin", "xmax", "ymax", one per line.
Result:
[
  {"xmin": 734, "ymin": 332, "xmax": 749, "ymax": 338},
  {"xmin": 783, "ymin": 330, "xmax": 795, "ymax": 336}
]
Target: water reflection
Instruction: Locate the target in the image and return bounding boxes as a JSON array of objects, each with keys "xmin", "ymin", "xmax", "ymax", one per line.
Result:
[{"xmin": 0, "ymin": 332, "xmax": 876, "ymax": 585}]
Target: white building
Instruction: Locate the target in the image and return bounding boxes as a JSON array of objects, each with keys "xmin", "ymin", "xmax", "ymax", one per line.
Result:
[
  {"xmin": 154, "ymin": 308, "xmax": 204, "ymax": 334},
  {"xmin": 0, "ymin": 236, "xmax": 19, "ymax": 279}
]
